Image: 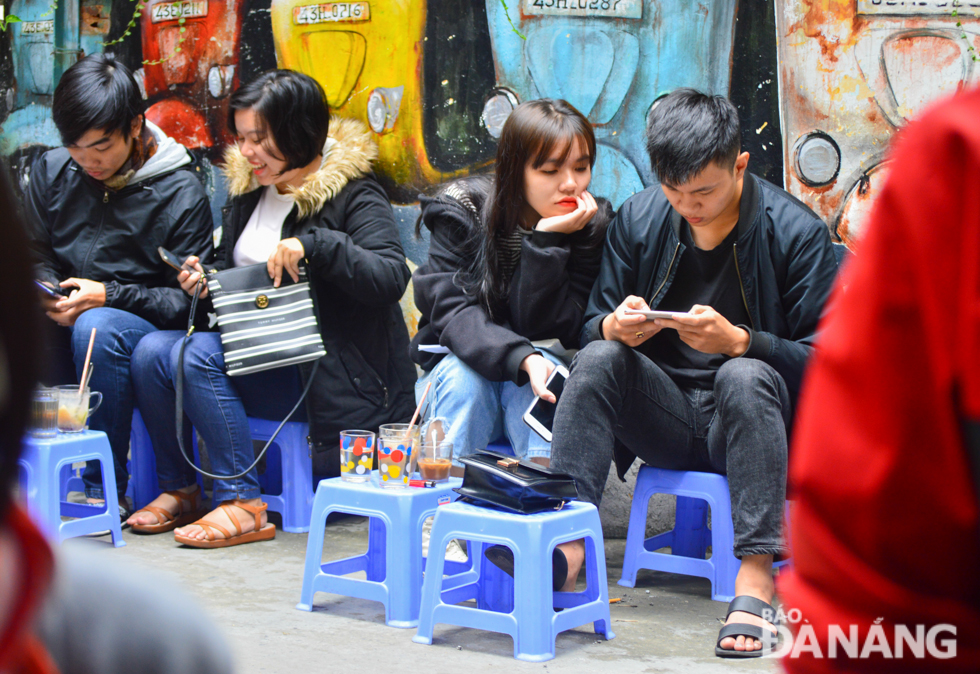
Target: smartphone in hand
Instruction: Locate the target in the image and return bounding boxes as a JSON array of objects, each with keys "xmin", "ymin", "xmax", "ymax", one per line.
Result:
[
  {"xmin": 34, "ymin": 280, "xmax": 69, "ymax": 298},
  {"xmin": 522, "ymin": 364, "xmax": 570, "ymax": 443},
  {"xmin": 624, "ymin": 308, "xmax": 694, "ymax": 320},
  {"xmin": 158, "ymin": 246, "xmax": 193, "ymax": 272}
]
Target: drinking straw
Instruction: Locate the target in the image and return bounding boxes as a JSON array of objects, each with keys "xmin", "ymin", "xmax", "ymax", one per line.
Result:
[
  {"xmin": 405, "ymin": 381, "xmax": 432, "ymax": 478},
  {"xmin": 78, "ymin": 328, "xmax": 96, "ymax": 393}
]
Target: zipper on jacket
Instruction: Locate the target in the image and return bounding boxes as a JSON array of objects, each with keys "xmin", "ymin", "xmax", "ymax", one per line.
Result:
[
  {"xmin": 103, "ymin": 190, "xmax": 108, "ymax": 204},
  {"xmin": 649, "ymin": 242, "xmax": 681, "ymax": 306},
  {"xmin": 81, "ymin": 198, "xmax": 109, "ymax": 279},
  {"xmin": 732, "ymin": 243, "xmax": 756, "ymax": 331}
]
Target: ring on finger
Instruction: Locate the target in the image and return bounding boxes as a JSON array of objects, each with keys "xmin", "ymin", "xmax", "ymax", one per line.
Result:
[{"xmin": 635, "ymin": 331, "xmax": 644, "ymax": 339}]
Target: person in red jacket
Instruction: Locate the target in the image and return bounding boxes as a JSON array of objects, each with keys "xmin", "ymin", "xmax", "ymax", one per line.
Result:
[{"xmin": 779, "ymin": 85, "xmax": 980, "ymax": 671}]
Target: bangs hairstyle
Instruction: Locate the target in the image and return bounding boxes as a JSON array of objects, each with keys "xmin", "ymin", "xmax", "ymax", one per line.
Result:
[
  {"xmin": 52, "ymin": 53, "xmax": 145, "ymax": 147},
  {"xmin": 481, "ymin": 98, "xmax": 595, "ymax": 316},
  {"xmin": 645, "ymin": 88, "xmax": 740, "ymax": 187},
  {"xmin": 228, "ymin": 70, "xmax": 330, "ymax": 173}
]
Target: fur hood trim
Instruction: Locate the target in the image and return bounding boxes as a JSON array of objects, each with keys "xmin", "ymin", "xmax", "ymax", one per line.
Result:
[{"xmin": 222, "ymin": 116, "xmax": 378, "ymax": 219}]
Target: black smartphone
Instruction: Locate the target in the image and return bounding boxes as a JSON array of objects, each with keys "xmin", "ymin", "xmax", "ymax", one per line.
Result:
[
  {"xmin": 522, "ymin": 365, "xmax": 570, "ymax": 443},
  {"xmin": 158, "ymin": 246, "xmax": 190, "ymax": 272},
  {"xmin": 34, "ymin": 280, "xmax": 69, "ymax": 298}
]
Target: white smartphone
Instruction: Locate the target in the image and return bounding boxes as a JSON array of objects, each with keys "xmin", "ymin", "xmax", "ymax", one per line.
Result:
[
  {"xmin": 522, "ymin": 364, "xmax": 570, "ymax": 443},
  {"xmin": 623, "ymin": 308, "xmax": 694, "ymax": 320}
]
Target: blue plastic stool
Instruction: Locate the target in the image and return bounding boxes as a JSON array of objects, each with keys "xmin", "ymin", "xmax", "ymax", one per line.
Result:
[
  {"xmin": 127, "ymin": 409, "xmax": 158, "ymax": 510},
  {"xmin": 297, "ymin": 476, "xmax": 462, "ymax": 627},
  {"xmin": 250, "ymin": 419, "xmax": 312, "ymax": 533},
  {"xmin": 413, "ymin": 499, "xmax": 615, "ymax": 662},
  {"xmin": 126, "ymin": 409, "xmax": 206, "ymax": 511},
  {"xmin": 18, "ymin": 430, "xmax": 125, "ymax": 547}
]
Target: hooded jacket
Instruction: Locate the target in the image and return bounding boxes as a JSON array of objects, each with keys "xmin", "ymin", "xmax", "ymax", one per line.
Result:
[
  {"xmin": 27, "ymin": 121, "xmax": 214, "ymax": 329},
  {"xmin": 215, "ymin": 117, "xmax": 417, "ymax": 475},
  {"xmin": 410, "ymin": 178, "xmax": 614, "ymax": 385}
]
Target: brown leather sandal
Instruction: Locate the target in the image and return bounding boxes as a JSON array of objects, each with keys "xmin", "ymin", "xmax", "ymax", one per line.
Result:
[
  {"xmin": 130, "ymin": 487, "xmax": 207, "ymax": 534},
  {"xmin": 174, "ymin": 500, "xmax": 276, "ymax": 549}
]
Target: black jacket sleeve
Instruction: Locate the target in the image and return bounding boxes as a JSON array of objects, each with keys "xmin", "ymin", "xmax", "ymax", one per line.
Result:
[
  {"xmin": 738, "ymin": 214, "xmax": 837, "ymax": 396},
  {"xmin": 102, "ymin": 176, "xmax": 214, "ymax": 329},
  {"xmin": 412, "ymin": 197, "xmax": 536, "ymax": 384},
  {"xmin": 25, "ymin": 153, "xmax": 65, "ymax": 286},
  {"xmin": 296, "ymin": 177, "xmax": 410, "ymax": 307},
  {"xmin": 509, "ymin": 199, "xmax": 612, "ymax": 349},
  {"xmin": 580, "ymin": 206, "xmax": 639, "ymax": 346}
]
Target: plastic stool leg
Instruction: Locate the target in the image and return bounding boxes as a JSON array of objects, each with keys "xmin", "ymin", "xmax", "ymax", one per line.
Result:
[
  {"xmin": 619, "ymin": 466, "xmax": 656, "ymax": 587},
  {"xmin": 277, "ymin": 423, "xmax": 313, "ymax": 533},
  {"xmin": 297, "ymin": 484, "xmax": 332, "ymax": 611},
  {"xmin": 511, "ymin": 529, "xmax": 557, "ymax": 661},
  {"xmin": 672, "ymin": 496, "xmax": 708, "ymax": 558},
  {"xmin": 98, "ymin": 455, "xmax": 126, "ymax": 548},
  {"xmin": 129, "ymin": 410, "xmax": 160, "ymax": 510}
]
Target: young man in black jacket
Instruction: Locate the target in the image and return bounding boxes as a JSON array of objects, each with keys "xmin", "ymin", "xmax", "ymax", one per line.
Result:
[
  {"xmin": 547, "ymin": 90, "xmax": 838, "ymax": 657},
  {"xmin": 27, "ymin": 54, "xmax": 213, "ymax": 516}
]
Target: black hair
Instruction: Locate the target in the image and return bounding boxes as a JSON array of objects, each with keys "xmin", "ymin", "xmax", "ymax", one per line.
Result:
[
  {"xmin": 52, "ymin": 53, "xmax": 145, "ymax": 147},
  {"xmin": 644, "ymin": 88, "xmax": 741, "ymax": 187},
  {"xmin": 228, "ymin": 70, "xmax": 330, "ymax": 173},
  {"xmin": 0, "ymin": 166, "xmax": 41, "ymax": 521},
  {"xmin": 481, "ymin": 98, "xmax": 596, "ymax": 317}
]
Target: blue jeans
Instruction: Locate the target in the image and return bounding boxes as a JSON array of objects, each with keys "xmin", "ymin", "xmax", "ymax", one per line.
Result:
[
  {"xmin": 72, "ymin": 308, "xmax": 158, "ymax": 500},
  {"xmin": 415, "ymin": 352, "xmax": 563, "ymax": 466},
  {"xmin": 131, "ymin": 331, "xmax": 306, "ymax": 502}
]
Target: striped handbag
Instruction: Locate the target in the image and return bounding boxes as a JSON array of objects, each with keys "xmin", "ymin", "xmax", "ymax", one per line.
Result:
[
  {"xmin": 206, "ymin": 262, "xmax": 326, "ymax": 376},
  {"xmin": 174, "ymin": 262, "xmax": 325, "ymax": 481}
]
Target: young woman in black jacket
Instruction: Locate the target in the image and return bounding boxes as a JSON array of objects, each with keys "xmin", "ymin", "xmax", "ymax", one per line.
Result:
[
  {"xmin": 411, "ymin": 99, "xmax": 613, "ymax": 471},
  {"xmin": 126, "ymin": 70, "xmax": 416, "ymax": 546}
]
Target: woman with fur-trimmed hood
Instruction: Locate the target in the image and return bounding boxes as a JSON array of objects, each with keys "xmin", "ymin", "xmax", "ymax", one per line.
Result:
[{"xmin": 127, "ymin": 70, "xmax": 417, "ymax": 547}]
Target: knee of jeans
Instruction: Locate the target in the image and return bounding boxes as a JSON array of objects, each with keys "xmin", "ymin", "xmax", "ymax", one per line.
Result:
[
  {"xmin": 169, "ymin": 334, "xmax": 216, "ymax": 376},
  {"xmin": 72, "ymin": 308, "xmax": 118, "ymax": 351},
  {"xmin": 570, "ymin": 340, "xmax": 631, "ymax": 382},
  {"xmin": 434, "ymin": 355, "xmax": 495, "ymax": 397},
  {"xmin": 132, "ymin": 332, "xmax": 172, "ymax": 377},
  {"xmin": 715, "ymin": 359, "xmax": 780, "ymax": 398}
]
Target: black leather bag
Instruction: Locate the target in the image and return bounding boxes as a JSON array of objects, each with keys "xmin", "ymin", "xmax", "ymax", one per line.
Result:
[{"xmin": 454, "ymin": 450, "xmax": 579, "ymax": 514}]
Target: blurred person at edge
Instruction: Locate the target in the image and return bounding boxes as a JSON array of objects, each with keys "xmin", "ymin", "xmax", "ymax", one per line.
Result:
[
  {"xmin": 25, "ymin": 53, "xmax": 214, "ymax": 519},
  {"xmin": 779, "ymin": 86, "xmax": 980, "ymax": 671},
  {"xmin": 0, "ymin": 167, "xmax": 233, "ymax": 674}
]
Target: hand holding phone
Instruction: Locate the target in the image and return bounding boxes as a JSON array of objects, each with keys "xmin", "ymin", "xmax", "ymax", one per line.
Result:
[{"xmin": 522, "ymin": 365, "xmax": 569, "ymax": 443}]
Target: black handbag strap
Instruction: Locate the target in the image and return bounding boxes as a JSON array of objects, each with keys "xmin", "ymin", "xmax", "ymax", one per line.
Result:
[{"xmin": 174, "ymin": 272, "xmax": 320, "ymax": 481}]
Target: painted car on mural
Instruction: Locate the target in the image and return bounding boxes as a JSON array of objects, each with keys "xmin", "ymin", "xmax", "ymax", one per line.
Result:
[
  {"xmin": 484, "ymin": 0, "xmax": 738, "ymax": 208},
  {"xmin": 139, "ymin": 0, "xmax": 245, "ymax": 152},
  {"xmin": 270, "ymin": 0, "xmax": 498, "ymax": 202},
  {"xmin": 776, "ymin": 0, "xmax": 980, "ymax": 247},
  {"xmin": 2, "ymin": 0, "xmax": 112, "ymax": 155}
]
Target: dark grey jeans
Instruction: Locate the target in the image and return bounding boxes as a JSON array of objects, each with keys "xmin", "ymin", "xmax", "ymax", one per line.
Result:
[{"xmin": 551, "ymin": 340, "xmax": 791, "ymax": 558}]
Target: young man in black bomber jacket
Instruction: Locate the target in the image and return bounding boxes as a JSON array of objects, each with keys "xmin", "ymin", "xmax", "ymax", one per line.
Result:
[{"xmin": 548, "ymin": 90, "xmax": 838, "ymax": 658}]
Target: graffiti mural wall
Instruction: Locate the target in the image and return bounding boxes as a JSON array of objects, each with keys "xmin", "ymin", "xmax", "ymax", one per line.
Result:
[
  {"xmin": 776, "ymin": 1, "xmax": 980, "ymax": 247},
  {"xmin": 2, "ymin": 0, "xmax": 974, "ymax": 267}
]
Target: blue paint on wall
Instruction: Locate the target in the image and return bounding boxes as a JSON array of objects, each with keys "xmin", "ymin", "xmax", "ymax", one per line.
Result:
[{"xmin": 485, "ymin": 0, "xmax": 738, "ymax": 208}]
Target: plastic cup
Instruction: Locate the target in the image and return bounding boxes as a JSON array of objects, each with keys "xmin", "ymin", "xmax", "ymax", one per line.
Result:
[
  {"xmin": 377, "ymin": 423, "xmax": 419, "ymax": 488},
  {"xmin": 54, "ymin": 385, "xmax": 102, "ymax": 433},
  {"xmin": 29, "ymin": 388, "xmax": 59, "ymax": 438},
  {"xmin": 339, "ymin": 430, "xmax": 375, "ymax": 482},
  {"xmin": 417, "ymin": 441, "xmax": 453, "ymax": 483}
]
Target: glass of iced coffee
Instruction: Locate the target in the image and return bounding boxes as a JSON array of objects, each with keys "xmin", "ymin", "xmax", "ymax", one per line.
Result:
[{"xmin": 417, "ymin": 441, "xmax": 453, "ymax": 483}]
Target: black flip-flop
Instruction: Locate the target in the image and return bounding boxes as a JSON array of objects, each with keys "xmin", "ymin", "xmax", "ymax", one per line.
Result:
[
  {"xmin": 484, "ymin": 545, "xmax": 568, "ymax": 592},
  {"xmin": 715, "ymin": 595, "xmax": 779, "ymax": 658}
]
